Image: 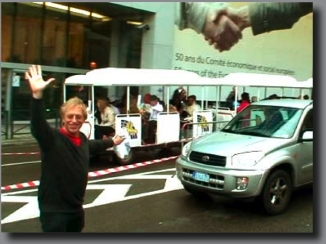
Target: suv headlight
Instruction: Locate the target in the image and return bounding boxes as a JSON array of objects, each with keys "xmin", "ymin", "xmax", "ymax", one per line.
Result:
[
  {"xmin": 182, "ymin": 142, "xmax": 192, "ymax": 157},
  {"xmin": 231, "ymin": 152, "xmax": 264, "ymax": 167}
]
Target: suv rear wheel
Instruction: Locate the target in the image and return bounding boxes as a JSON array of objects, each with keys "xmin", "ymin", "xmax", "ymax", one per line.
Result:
[{"xmin": 259, "ymin": 170, "xmax": 293, "ymax": 215}]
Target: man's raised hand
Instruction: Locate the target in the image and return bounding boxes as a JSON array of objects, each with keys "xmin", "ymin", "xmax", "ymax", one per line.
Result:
[{"xmin": 25, "ymin": 65, "xmax": 55, "ymax": 99}]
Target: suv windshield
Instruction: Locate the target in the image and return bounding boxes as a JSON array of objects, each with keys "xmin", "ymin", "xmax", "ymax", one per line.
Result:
[{"xmin": 221, "ymin": 105, "xmax": 303, "ymax": 139}]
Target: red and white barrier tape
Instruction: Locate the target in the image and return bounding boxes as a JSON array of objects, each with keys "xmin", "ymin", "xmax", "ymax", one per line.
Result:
[{"xmin": 1, "ymin": 155, "xmax": 179, "ymax": 191}]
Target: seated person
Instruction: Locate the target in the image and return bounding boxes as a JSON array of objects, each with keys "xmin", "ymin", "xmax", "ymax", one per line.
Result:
[
  {"xmin": 139, "ymin": 93, "xmax": 151, "ymax": 121},
  {"xmin": 164, "ymin": 104, "xmax": 178, "ymax": 113},
  {"xmin": 94, "ymin": 97, "xmax": 117, "ymax": 139},
  {"xmin": 183, "ymin": 95, "xmax": 201, "ymax": 121},
  {"xmin": 142, "ymin": 95, "xmax": 163, "ymax": 144},
  {"xmin": 120, "ymin": 94, "xmax": 140, "ymax": 114},
  {"xmin": 170, "ymin": 87, "xmax": 187, "ymax": 113},
  {"xmin": 107, "ymin": 96, "xmax": 120, "ymax": 115},
  {"xmin": 258, "ymin": 107, "xmax": 284, "ymax": 133}
]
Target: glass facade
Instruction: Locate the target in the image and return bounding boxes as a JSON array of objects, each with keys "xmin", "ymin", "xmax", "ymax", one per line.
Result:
[
  {"xmin": 1, "ymin": 2, "xmax": 143, "ymax": 114},
  {"xmin": 1, "ymin": 2, "xmax": 114, "ymax": 69}
]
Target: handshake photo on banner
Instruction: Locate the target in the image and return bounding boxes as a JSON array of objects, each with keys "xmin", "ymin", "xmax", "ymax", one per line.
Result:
[{"xmin": 175, "ymin": 2, "xmax": 313, "ymax": 52}]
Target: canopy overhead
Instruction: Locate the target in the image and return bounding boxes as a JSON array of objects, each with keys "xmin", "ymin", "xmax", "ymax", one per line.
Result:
[{"xmin": 64, "ymin": 68, "xmax": 312, "ymax": 89}]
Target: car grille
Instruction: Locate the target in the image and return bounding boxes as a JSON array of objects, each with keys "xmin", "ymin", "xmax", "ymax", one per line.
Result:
[
  {"xmin": 189, "ymin": 151, "xmax": 226, "ymax": 167},
  {"xmin": 181, "ymin": 168, "xmax": 224, "ymax": 189}
]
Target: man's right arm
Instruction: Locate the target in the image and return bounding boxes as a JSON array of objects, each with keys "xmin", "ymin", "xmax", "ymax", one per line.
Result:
[
  {"xmin": 31, "ymin": 98, "xmax": 54, "ymax": 151},
  {"xmin": 25, "ymin": 65, "xmax": 56, "ymax": 150}
]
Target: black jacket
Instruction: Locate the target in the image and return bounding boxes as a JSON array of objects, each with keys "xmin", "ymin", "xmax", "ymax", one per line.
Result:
[{"xmin": 31, "ymin": 98, "xmax": 114, "ymax": 213}]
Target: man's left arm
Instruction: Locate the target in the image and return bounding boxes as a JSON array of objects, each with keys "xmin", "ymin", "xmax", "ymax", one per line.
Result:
[
  {"xmin": 88, "ymin": 135, "xmax": 124, "ymax": 155},
  {"xmin": 88, "ymin": 139, "xmax": 114, "ymax": 155}
]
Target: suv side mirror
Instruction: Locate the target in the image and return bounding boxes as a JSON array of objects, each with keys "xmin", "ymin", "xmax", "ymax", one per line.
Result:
[{"xmin": 300, "ymin": 131, "xmax": 313, "ymax": 142}]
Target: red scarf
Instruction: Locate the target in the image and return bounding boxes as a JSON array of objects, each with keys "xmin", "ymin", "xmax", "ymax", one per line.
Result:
[{"xmin": 59, "ymin": 128, "xmax": 81, "ymax": 146}]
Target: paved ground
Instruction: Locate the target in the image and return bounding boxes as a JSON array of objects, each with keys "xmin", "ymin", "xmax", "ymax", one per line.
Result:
[
  {"xmin": 1, "ymin": 135, "xmax": 36, "ymax": 147},
  {"xmin": 1, "ymin": 123, "xmax": 36, "ymax": 147}
]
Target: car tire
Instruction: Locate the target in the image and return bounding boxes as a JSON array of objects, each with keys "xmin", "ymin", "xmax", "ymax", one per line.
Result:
[
  {"xmin": 183, "ymin": 185, "xmax": 211, "ymax": 200},
  {"xmin": 259, "ymin": 170, "xmax": 293, "ymax": 215}
]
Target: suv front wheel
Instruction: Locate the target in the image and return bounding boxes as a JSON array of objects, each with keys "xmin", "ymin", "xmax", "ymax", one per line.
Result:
[{"xmin": 259, "ymin": 170, "xmax": 293, "ymax": 215}]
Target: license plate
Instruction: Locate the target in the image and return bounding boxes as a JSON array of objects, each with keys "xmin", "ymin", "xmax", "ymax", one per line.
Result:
[{"xmin": 192, "ymin": 171, "xmax": 210, "ymax": 183}]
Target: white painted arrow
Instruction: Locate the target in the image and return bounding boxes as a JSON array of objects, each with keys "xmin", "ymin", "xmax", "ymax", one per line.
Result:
[
  {"xmin": 163, "ymin": 174, "xmax": 184, "ymax": 191},
  {"xmin": 83, "ymin": 184, "xmax": 132, "ymax": 208},
  {"xmin": 1, "ymin": 168, "xmax": 184, "ymax": 225},
  {"xmin": 1, "ymin": 196, "xmax": 39, "ymax": 224}
]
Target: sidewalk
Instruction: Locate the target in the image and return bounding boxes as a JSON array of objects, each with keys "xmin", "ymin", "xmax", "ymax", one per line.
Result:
[
  {"xmin": 1, "ymin": 121, "xmax": 55, "ymax": 147},
  {"xmin": 1, "ymin": 124, "xmax": 36, "ymax": 147},
  {"xmin": 1, "ymin": 134, "xmax": 36, "ymax": 147}
]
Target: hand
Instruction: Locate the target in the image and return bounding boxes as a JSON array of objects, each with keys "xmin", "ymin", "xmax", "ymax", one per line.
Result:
[
  {"xmin": 204, "ymin": 6, "xmax": 251, "ymax": 52},
  {"xmin": 203, "ymin": 4, "xmax": 242, "ymax": 52},
  {"xmin": 112, "ymin": 134, "xmax": 125, "ymax": 145},
  {"xmin": 25, "ymin": 65, "xmax": 55, "ymax": 99}
]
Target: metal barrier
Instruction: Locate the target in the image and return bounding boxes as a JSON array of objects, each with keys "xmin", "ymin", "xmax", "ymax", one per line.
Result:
[
  {"xmin": 1, "ymin": 111, "xmax": 9, "ymax": 139},
  {"xmin": 6, "ymin": 109, "xmax": 60, "ymax": 139},
  {"xmin": 180, "ymin": 120, "xmax": 231, "ymax": 149}
]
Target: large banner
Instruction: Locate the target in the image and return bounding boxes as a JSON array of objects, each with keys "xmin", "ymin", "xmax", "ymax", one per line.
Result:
[{"xmin": 171, "ymin": 2, "xmax": 313, "ymax": 100}]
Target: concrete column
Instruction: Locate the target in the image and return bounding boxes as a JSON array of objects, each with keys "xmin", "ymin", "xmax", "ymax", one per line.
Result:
[
  {"xmin": 109, "ymin": 20, "xmax": 120, "ymax": 68},
  {"xmin": 140, "ymin": 3, "xmax": 175, "ymax": 69},
  {"xmin": 108, "ymin": 20, "xmax": 120, "ymax": 98},
  {"xmin": 140, "ymin": 3, "xmax": 175, "ymax": 97}
]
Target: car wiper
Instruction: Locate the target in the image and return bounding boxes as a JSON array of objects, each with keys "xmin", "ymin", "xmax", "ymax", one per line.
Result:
[
  {"xmin": 220, "ymin": 128, "xmax": 235, "ymax": 133},
  {"xmin": 236, "ymin": 131, "xmax": 269, "ymax": 137}
]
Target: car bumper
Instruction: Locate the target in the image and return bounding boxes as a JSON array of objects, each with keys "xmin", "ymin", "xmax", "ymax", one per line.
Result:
[{"xmin": 176, "ymin": 157, "xmax": 267, "ymax": 198}]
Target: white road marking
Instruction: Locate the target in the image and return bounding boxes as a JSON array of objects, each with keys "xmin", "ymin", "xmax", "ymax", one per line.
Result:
[
  {"xmin": 1, "ymin": 161, "xmax": 41, "ymax": 167},
  {"xmin": 1, "ymin": 196, "xmax": 39, "ymax": 224},
  {"xmin": 83, "ymin": 184, "xmax": 132, "ymax": 208},
  {"xmin": 1, "ymin": 167, "xmax": 183, "ymax": 224}
]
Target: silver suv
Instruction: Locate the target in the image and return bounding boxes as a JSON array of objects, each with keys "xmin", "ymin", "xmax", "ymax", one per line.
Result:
[{"xmin": 176, "ymin": 99, "xmax": 313, "ymax": 215}]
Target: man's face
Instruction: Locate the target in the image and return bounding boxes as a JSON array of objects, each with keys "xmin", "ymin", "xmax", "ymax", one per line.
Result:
[{"xmin": 62, "ymin": 106, "xmax": 85, "ymax": 136}]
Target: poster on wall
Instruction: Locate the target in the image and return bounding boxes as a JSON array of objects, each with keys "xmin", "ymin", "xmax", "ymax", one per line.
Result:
[{"xmin": 169, "ymin": 2, "xmax": 313, "ymax": 100}]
